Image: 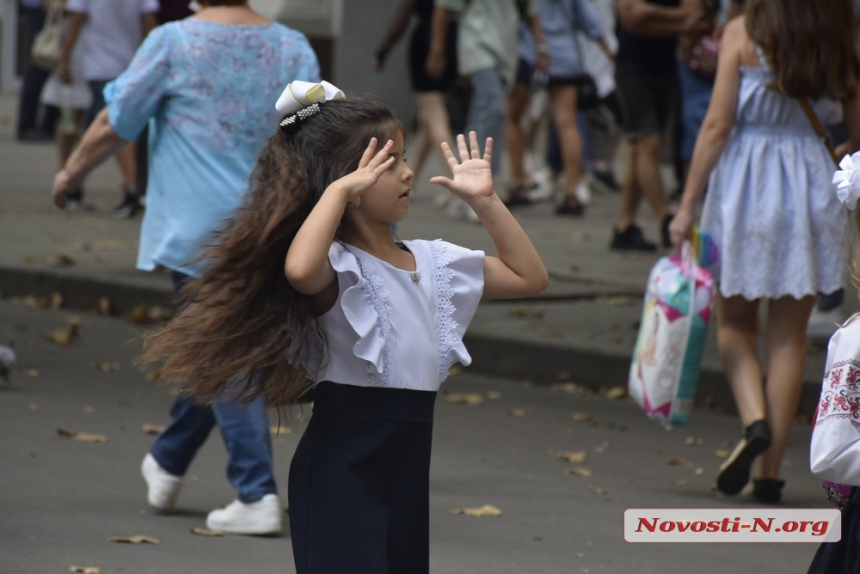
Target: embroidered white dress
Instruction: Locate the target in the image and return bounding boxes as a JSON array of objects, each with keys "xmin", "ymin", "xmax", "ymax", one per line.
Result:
[{"xmin": 312, "ymin": 239, "xmax": 485, "ymax": 390}]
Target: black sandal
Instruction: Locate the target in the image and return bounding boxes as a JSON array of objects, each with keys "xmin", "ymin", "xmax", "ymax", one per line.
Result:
[
  {"xmin": 753, "ymin": 478, "xmax": 785, "ymax": 504},
  {"xmin": 716, "ymin": 419, "xmax": 772, "ymax": 495},
  {"xmin": 504, "ymin": 182, "xmax": 538, "ymax": 208},
  {"xmin": 554, "ymin": 197, "xmax": 585, "ymax": 216}
]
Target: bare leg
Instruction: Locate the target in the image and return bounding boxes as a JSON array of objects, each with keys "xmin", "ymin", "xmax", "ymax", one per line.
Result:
[
  {"xmin": 616, "ymin": 143, "xmax": 642, "ymax": 230},
  {"xmin": 415, "ymin": 91, "xmax": 454, "ymax": 177},
  {"xmin": 632, "ymin": 135, "xmax": 669, "ymax": 222},
  {"xmin": 717, "ymin": 294, "xmax": 767, "ymax": 427},
  {"xmin": 548, "ymin": 85, "xmax": 584, "ymax": 204},
  {"xmin": 409, "ymin": 119, "xmax": 432, "ymax": 178},
  {"xmin": 757, "ymin": 295, "xmax": 816, "ymax": 479},
  {"xmin": 505, "ymin": 83, "xmax": 532, "ymax": 190}
]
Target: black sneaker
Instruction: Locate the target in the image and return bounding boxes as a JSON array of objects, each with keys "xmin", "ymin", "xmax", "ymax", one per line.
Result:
[
  {"xmin": 589, "ymin": 169, "xmax": 620, "ymax": 194},
  {"xmin": 114, "ymin": 189, "xmax": 141, "ymax": 219},
  {"xmin": 610, "ymin": 224, "xmax": 656, "ymax": 252},
  {"xmin": 504, "ymin": 182, "xmax": 538, "ymax": 208},
  {"xmin": 65, "ymin": 188, "xmax": 84, "ymax": 212}
]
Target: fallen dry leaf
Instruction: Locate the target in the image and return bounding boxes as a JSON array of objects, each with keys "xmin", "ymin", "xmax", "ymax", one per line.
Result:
[
  {"xmin": 507, "ymin": 305, "xmax": 529, "ymax": 318},
  {"xmin": 551, "ymin": 382, "xmax": 593, "ymax": 396},
  {"xmin": 270, "ymin": 425, "xmax": 293, "ymax": 436},
  {"xmin": 450, "ymin": 505, "xmax": 502, "ymax": 517},
  {"xmin": 442, "ymin": 392, "xmax": 485, "ymax": 406},
  {"xmin": 57, "ymin": 429, "xmax": 108, "ymax": 443},
  {"xmin": 684, "ymin": 436, "xmax": 704, "ymax": 446},
  {"xmin": 141, "ymin": 424, "xmax": 164, "ymax": 435},
  {"xmin": 664, "ymin": 457, "xmax": 687, "ymax": 466},
  {"xmin": 46, "ymin": 253, "xmax": 75, "ymax": 267},
  {"xmin": 109, "ymin": 535, "xmax": 159, "ymax": 544},
  {"xmin": 43, "ymin": 320, "xmax": 81, "ymax": 347},
  {"xmin": 510, "ymin": 408, "xmax": 526, "ymax": 418},
  {"xmin": 485, "ymin": 391, "xmax": 501, "ymax": 400},
  {"xmin": 694, "ymin": 468, "xmax": 704, "ymax": 475},
  {"xmin": 49, "ymin": 292, "xmax": 64, "ymax": 309},
  {"xmin": 448, "ymin": 365, "xmax": 463, "ymax": 377},
  {"xmin": 604, "ymin": 386, "xmax": 627, "ymax": 400},
  {"xmin": 70, "ymin": 567, "xmax": 100, "ymax": 574},
  {"xmin": 569, "ymin": 230, "xmax": 588, "ymax": 242},
  {"xmin": 556, "ymin": 451, "xmax": 587, "ymax": 464},
  {"xmin": 83, "ymin": 406, "xmax": 95, "ymax": 414},
  {"xmin": 190, "ymin": 528, "xmax": 224, "ymax": 537},
  {"xmin": 29, "ymin": 403, "xmax": 39, "ymax": 410},
  {"xmin": 95, "ymin": 362, "xmax": 121, "ymax": 372},
  {"xmin": 714, "ymin": 449, "xmax": 730, "ymax": 459},
  {"xmin": 25, "ymin": 369, "xmax": 40, "ymax": 377},
  {"xmin": 567, "ymin": 467, "xmax": 592, "ymax": 477},
  {"xmin": 98, "ymin": 297, "xmax": 114, "ymax": 316},
  {"xmin": 675, "ymin": 479, "xmax": 689, "ymax": 487},
  {"xmin": 571, "ymin": 412, "xmax": 593, "ymax": 422},
  {"xmin": 125, "ymin": 304, "xmax": 174, "ymax": 325}
]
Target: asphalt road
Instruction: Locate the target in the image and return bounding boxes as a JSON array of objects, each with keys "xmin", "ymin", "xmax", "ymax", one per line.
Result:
[{"xmin": 0, "ymin": 300, "xmax": 828, "ymax": 574}]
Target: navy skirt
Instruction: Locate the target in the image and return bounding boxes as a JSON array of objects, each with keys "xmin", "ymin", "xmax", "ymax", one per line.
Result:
[
  {"xmin": 289, "ymin": 381, "xmax": 437, "ymax": 574},
  {"xmin": 808, "ymin": 489, "xmax": 860, "ymax": 574}
]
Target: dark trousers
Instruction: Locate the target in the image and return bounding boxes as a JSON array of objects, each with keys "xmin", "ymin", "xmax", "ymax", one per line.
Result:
[{"xmin": 17, "ymin": 7, "xmax": 58, "ymax": 137}]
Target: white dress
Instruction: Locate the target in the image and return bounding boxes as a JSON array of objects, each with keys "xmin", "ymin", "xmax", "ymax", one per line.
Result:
[
  {"xmin": 40, "ymin": 23, "xmax": 92, "ymax": 110},
  {"xmin": 699, "ymin": 49, "xmax": 848, "ymax": 300}
]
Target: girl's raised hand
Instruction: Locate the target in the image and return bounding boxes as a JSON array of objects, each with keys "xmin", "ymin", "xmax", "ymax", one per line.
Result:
[
  {"xmin": 430, "ymin": 132, "xmax": 494, "ymax": 202},
  {"xmin": 332, "ymin": 137, "xmax": 396, "ymax": 207}
]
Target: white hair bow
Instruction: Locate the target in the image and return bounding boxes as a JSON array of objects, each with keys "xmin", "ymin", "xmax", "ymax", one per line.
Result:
[
  {"xmin": 275, "ymin": 81, "xmax": 344, "ymax": 127},
  {"xmin": 833, "ymin": 153, "xmax": 860, "ymax": 211}
]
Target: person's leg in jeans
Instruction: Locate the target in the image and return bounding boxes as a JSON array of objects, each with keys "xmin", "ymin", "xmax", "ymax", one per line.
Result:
[
  {"xmin": 144, "ymin": 271, "xmax": 279, "ymax": 532},
  {"xmin": 466, "ymin": 67, "xmax": 506, "ymax": 174}
]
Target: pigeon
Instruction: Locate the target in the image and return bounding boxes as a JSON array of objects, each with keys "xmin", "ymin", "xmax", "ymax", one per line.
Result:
[{"xmin": 0, "ymin": 341, "xmax": 16, "ymax": 382}]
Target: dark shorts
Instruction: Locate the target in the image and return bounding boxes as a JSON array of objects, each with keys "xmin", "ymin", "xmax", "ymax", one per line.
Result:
[
  {"xmin": 615, "ymin": 64, "xmax": 678, "ymax": 141},
  {"xmin": 409, "ymin": 23, "xmax": 458, "ymax": 93},
  {"xmin": 85, "ymin": 79, "xmax": 110, "ymax": 128},
  {"xmin": 515, "ymin": 58, "xmax": 591, "ymax": 89}
]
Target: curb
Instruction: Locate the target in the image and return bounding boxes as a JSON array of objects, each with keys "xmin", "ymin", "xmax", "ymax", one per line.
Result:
[{"xmin": 0, "ymin": 265, "xmax": 823, "ymax": 419}]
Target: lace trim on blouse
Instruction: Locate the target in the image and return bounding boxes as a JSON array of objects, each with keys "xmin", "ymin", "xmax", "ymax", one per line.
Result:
[{"xmin": 429, "ymin": 241, "xmax": 458, "ymax": 383}]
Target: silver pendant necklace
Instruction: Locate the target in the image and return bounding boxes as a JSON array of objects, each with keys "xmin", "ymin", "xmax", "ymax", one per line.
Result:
[{"xmin": 410, "ymin": 272, "xmax": 421, "ymax": 283}]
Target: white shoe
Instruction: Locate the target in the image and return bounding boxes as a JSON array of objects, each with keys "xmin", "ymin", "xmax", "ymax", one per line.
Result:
[
  {"xmin": 141, "ymin": 453, "xmax": 183, "ymax": 512},
  {"xmin": 575, "ymin": 181, "xmax": 592, "ymax": 205},
  {"xmin": 206, "ymin": 494, "xmax": 283, "ymax": 535}
]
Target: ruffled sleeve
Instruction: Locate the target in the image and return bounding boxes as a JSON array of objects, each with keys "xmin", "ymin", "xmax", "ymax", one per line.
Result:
[
  {"xmin": 427, "ymin": 240, "xmax": 485, "ymax": 379},
  {"xmin": 327, "ymin": 242, "xmax": 389, "ymax": 376}
]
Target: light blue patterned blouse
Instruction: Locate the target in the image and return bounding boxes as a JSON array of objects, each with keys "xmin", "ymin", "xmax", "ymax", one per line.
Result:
[{"xmin": 104, "ymin": 19, "xmax": 319, "ymax": 276}]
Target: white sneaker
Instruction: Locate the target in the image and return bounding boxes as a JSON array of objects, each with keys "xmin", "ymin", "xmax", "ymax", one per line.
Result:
[
  {"xmin": 575, "ymin": 180, "xmax": 592, "ymax": 205},
  {"xmin": 205, "ymin": 494, "xmax": 283, "ymax": 535},
  {"xmin": 141, "ymin": 453, "xmax": 183, "ymax": 512}
]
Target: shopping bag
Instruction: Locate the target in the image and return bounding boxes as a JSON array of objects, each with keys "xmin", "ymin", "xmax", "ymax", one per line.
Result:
[
  {"xmin": 628, "ymin": 241, "xmax": 715, "ymax": 428},
  {"xmin": 31, "ymin": 1, "xmax": 63, "ymax": 70}
]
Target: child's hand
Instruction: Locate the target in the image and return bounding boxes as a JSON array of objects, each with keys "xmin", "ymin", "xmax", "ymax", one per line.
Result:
[
  {"xmin": 430, "ymin": 132, "xmax": 494, "ymax": 203},
  {"xmin": 330, "ymin": 138, "xmax": 395, "ymax": 207}
]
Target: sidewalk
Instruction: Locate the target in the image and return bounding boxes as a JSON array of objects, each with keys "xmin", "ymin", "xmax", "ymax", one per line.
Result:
[{"xmin": 0, "ymin": 91, "xmax": 839, "ymax": 416}]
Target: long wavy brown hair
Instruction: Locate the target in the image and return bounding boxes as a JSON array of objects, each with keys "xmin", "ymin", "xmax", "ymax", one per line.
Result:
[
  {"xmin": 746, "ymin": 0, "xmax": 859, "ymax": 100},
  {"xmin": 140, "ymin": 94, "xmax": 402, "ymax": 409}
]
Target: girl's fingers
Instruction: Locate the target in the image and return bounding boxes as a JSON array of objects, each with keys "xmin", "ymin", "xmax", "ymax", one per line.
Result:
[
  {"xmin": 429, "ymin": 176, "xmax": 453, "ymax": 190},
  {"xmin": 358, "ymin": 137, "xmax": 379, "ymax": 168},
  {"xmin": 456, "ymin": 134, "xmax": 469, "ymax": 163},
  {"xmin": 469, "ymin": 131, "xmax": 480, "ymax": 159},
  {"xmin": 367, "ymin": 139, "xmax": 395, "ymax": 169},
  {"xmin": 439, "ymin": 141, "xmax": 459, "ymax": 169},
  {"xmin": 372, "ymin": 156, "xmax": 396, "ymax": 175},
  {"xmin": 482, "ymin": 137, "xmax": 494, "ymax": 165}
]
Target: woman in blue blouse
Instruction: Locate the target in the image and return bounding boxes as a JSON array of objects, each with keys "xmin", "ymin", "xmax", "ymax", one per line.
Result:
[{"xmin": 50, "ymin": 0, "xmax": 320, "ymax": 535}]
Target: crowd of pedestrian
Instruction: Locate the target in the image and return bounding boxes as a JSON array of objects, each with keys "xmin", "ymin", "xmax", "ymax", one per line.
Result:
[{"xmin": 11, "ymin": 0, "xmax": 860, "ymax": 571}]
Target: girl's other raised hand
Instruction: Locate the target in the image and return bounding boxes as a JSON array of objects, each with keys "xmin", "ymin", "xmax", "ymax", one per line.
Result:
[
  {"xmin": 331, "ymin": 137, "xmax": 396, "ymax": 207},
  {"xmin": 430, "ymin": 132, "xmax": 494, "ymax": 203}
]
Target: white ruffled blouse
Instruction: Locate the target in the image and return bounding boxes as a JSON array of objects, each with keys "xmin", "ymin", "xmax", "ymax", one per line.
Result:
[{"xmin": 312, "ymin": 240, "xmax": 485, "ymax": 392}]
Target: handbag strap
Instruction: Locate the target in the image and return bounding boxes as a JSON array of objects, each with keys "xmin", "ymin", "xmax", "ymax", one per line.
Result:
[{"xmin": 799, "ymin": 97, "xmax": 839, "ymax": 166}]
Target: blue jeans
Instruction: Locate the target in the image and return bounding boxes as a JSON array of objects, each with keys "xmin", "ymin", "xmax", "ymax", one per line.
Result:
[
  {"xmin": 149, "ymin": 271, "xmax": 277, "ymax": 503},
  {"xmin": 466, "ymin": 67, "xmax": 506, "ymax": 175},
  {"xmin": 17, "ymin": 7, "xmax": 58, "ymax": 136}
]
